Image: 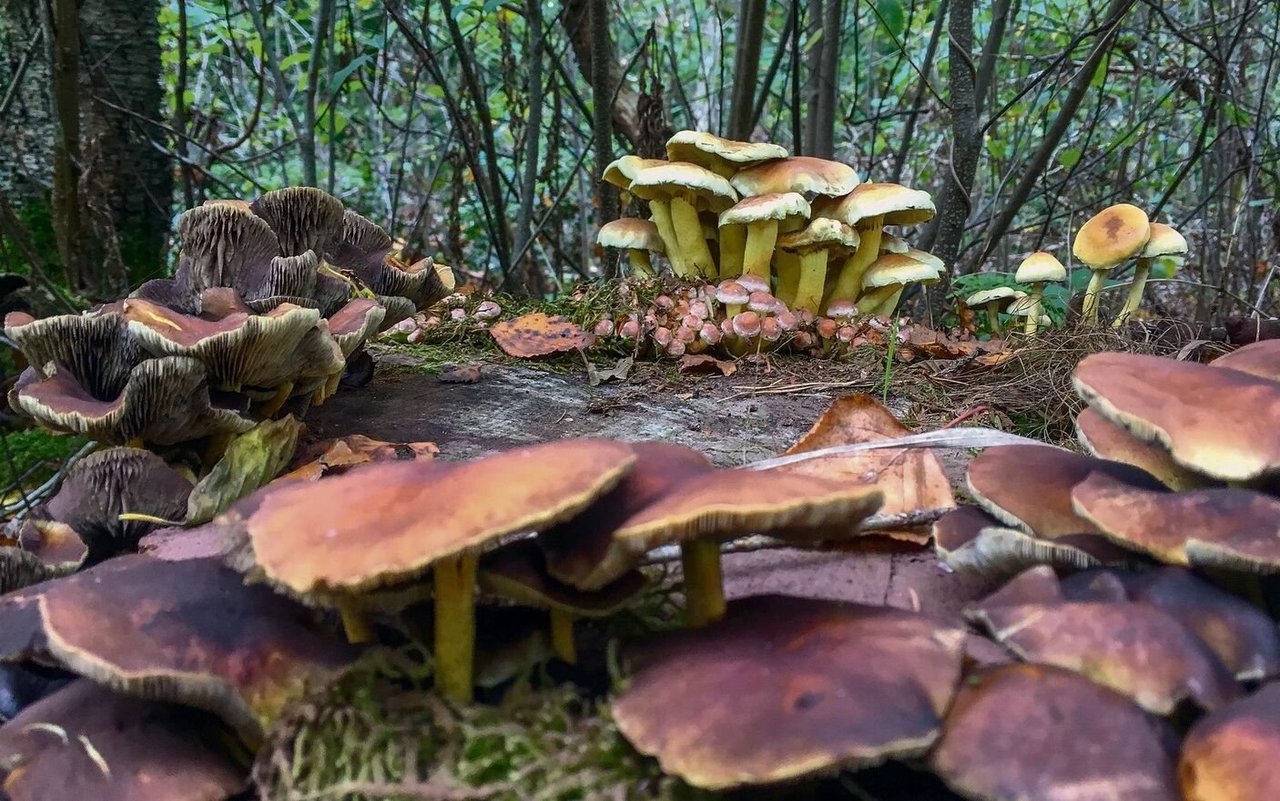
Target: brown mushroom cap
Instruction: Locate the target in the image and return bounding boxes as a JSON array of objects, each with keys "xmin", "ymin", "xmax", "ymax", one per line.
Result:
[
  {"xmin": 932, "ymin": 506, "xmax": 1128, "ymax": 579},
  {"xmin": 478, "ymin": 539, "xmax": 646, "ymax": 617},
  {"xmin": 729, "ymin": 156, "xmax": 860, "ymax": 198},
  {"xmin": 0, "ymin": 679, "xmax": 246, "ymax": 801},
  {"xmin": 967, "ymin": 596, "xmax": 1238, "ymax": 714},
  {"xmin": 28, "ymin": 555, "xmax": 357, "ymax": 742},
  {"xmin": 664, "ymin": 130, "xmax": 787, "ymax": 177},
  {"xmin": 0, "ymin": 520, "xmax": 87, "ymax": 593},
  {"xmin": 325, "ymin": 298, "xmax": 387, "ymax": 357},
  {"xmin": 1076, "ymin": 406, "xmax": 1218, "ymax": 491},
  {"xmin": 1072, "ymin": 203, "xmax": 1151, "ymax": 269},
  {"xmin": 966, "ymin": 444, "xmax": 1166, "ymax": 540},
  {"xmin": 170, "ymin": 203, "xmax": 281, "ymax": 302},
  {"xmin": 1211, "ymin": 338, "xmax": 1280, "ymax": 383},
  {"xmin": 776, "ymin": 216, "xmax": 860, "ymax": 253},
  {"xmin": 3, "ymin": 310, "xmax": 144, "ymax": 403},
  {"xmin": 931, "ymin": 664, "xmax": 1180, "ymax": 801},
  {"xmin": 325, "ymin": 211, "xmax": 452, "ymax": 313},
  {"xmin": 860, "ymin": 252, "xmax": 941, "ymax": 289},
  {"xmin": 240, "ymin": 439, "xmax": 637, "ymax": 597},
  {"xmin": 1180, "ymin": 682, "xmax": 1280, "ymax": 801},
  {"xmin": 612, "ymin": 594, "xmax": 966, "ymax": 789},
  {"xmin": 1074, "ymin": 351, "xmax": 1280, "ymax": 482}
]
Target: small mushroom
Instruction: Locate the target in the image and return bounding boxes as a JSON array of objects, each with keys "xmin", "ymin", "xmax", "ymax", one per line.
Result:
[
  {"xmin": 1072, "ymin": 203, "xmax": 1151, "ymax": 325},
  {"xmin": 1013, "ymin": 250, "xmax": 1066, "ymax": 335},
  {"xmin": 717, "ymin": 192, "xmax": 811, "ymax": 304},
  {"xmin": 629, "ymin": 163, "xmax": 738, "ymax": 280},
  {"xmin": 964, "ymin": 287, "xmax": 1029, "ymax": 333},
  {"xmin": 1180, "ymin": 682, "xmax": 1280, "ymax": 801},
  {"xmin": 596, "ymin": 218, "xmax": 666, "ymax": 279},
  {"xmin": 0, "ymin": 520, "xmax": 87, "ymax": 593},
  {"xmin": 775, "ymin": 217, "xmax": 860, "ymax": 314},
  {"xmin": 854, "ymin": 253, "xmax": 941, "ymax": 316},
  {"xmin": 1114, "ymin": 222, "xmax": 1187, "ymax": 327},
  {"xmin": 932, "ymin": 506, "xmax": 1125, "ymax": 580}
]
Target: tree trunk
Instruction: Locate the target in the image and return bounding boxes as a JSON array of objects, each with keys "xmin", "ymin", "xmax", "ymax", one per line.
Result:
[
  {"xmin": 803, "ymin": 0, "xmax": 842, "ymax": 157},
  {"xmin": 726, "ymin": 0, "xmax": 766, "ymax": 139}
]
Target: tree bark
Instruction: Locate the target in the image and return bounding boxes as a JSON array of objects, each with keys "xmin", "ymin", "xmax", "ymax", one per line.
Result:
[
  {"xmin": 803, "ymin": 0, "xmax": 842, "ymax": 157},
  {"xmin": 588, "ymin": 0, "xmax": 619, "ymax": 278},
  {"xmin": 727, "ymin": 0, "xmax": 766, "ymax": 139},
  {"xmin": 561, "ymin": 0, "xmax": 643, "ymax": 150}
]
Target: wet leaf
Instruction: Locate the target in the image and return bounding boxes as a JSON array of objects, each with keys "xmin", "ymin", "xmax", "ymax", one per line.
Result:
[
  {"xmin": 678, "ymin": 354, "xmax": 737, "ymax": 376},
  {"xmin": 186, "ymin": 417, "xmax": 301, "ymax": 524},
  {"xmin": 489, "ymin": 312, "xmax": 594, "ymax": 358}
]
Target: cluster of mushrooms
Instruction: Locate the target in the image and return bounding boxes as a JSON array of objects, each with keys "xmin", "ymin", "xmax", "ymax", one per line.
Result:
[{"xmin": 594, "ymin": 130, "xmax": 945, "ymax": 355}]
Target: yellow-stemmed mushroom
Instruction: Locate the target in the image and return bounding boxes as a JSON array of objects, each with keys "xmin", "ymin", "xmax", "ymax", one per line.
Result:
[
  {"xmin": 776, "ymin": 217, "xmax": 860, "ymax": 314},
  {"xmin": 855, "ymin": 253, "xmax": 942, "ymax": 316},
  {"xmin": 1072, "ymin": 203, "xmax": 1150, "ymax": 325},
  {"xmin": 597, "ymin": 218, "xmax": 666, "ymax": 279},
  {"xmin": 717, "ymin": 193, "xmax": 810, "ymax": 309},
  {"xmin": 1113, "ymin": 222, "xmax": 1188, "ymax": 328},
  {"xmin": 1014, "ymin": 251, "xmax": 1066, "ymax": 335},
  {"xmin": 630, "ymin": 163, "xmax": 738, "ymax": 280}
]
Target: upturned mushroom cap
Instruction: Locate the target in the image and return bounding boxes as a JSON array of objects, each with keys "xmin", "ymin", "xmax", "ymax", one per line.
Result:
[
  {"xmin": 478, "ymin": 539, "xmax": 646, "ymax": 617},
  {"xmin": 1076, "ymin": 406, "xmax": 1218, "ymax": 491},
  {"xmin": 325, "ymin": 211, "xmax": 452, "ymax": 312},
  {"xmin": 1014, "ymin": 250, "xmax": 1066, "ymax": 283},
  {"xmin": 249, "ymin": 186, "xmax": 346, "ymax": 256},
  {"xmin": 1073, "ymin": 351, "xmax": 1280, "ymax": 482},
  {"xmin": 717, "ymin": 191, "xmax": 811, "ymax": 227},
  {"xmin": 325, "ymin": 298, "xmax": 387, "ymax": 357},
  {"xmin": 776, "ymin": 217, "xmax": 860, "ymax": 253},
  {"xmin": 0, "ymin": 679, "xmax": 246, "ymax": 801},
  {"xmin": 1141, "ymin": 222, "xmax": 1189, "ymax": 260},
  {"xmin": 1072, "ymin": 203, "xmax": 1151, "ymax": 269},
  {"xmin": 1180, "ymin": 682, "xmax": 1280, "ymax": 801},
  {"xmin": 239, "ymin": 439, "xmax": 637, "ymax": 597},
  {"xmin": 597, "ymin": 218, "xmax": 666, "ymax": 252},
  {"xmin": 629, "ymin": 163, "xmax": 739, "ymax": 212},
  {"xmin": 10, "ymin": 357, "xmax": 254, "ymax": 446},
  {"xmin": 932, "ymin": 506, "xmax": 1127, "ymax": 579},
  {"xmin": 966, "ymin": 444, "xmax": 1166, "ymax": 540},
  {"xmin": 664, "ymin": 130, "xmax": 787, "ymax": 177},
  {"xmin": 729, "ymin": 156, "xmax": 860, "ymax": 198},
  {"xmin": 812, "ymin": 182, "xmax": 936, "ymax": 226},
  {"xmin": 601, "ymin": 155, "xmax": 668, "ymax": 189},
  {"xmin": 3, "ymin": 309, "xmax": 145, "ymax": 402},
  {"xmin": 171, "ymin": 203, "xmax": 281, "ymax": 302},
  {"xmin": 1211, "ymin": 338, "xmax": 1280, "ymax": 382},
  {"xmin": 860, "ymin": 253, "xmax": 940, "ymax": 288},
  {"xmin": 931, "ymin": 664, "xmax": 1180, "ymax": 801},
  {"xmin": 0, "ymin": 520, "xmax": 87, "ymax": 593},
  {"xmin": 965, "ymin": 287, "xmax": 1026, "ymax": 308},
  {"xmin": 878, "ymin": 232, "xmax": 910, "ymax": 253},
  {"xmin": 613, "ymin": 595, "xmax": 966, "ymax": 790},
  {"xmin": 22, "ymin": 555, "xmax": 357, "ymax": 742}
]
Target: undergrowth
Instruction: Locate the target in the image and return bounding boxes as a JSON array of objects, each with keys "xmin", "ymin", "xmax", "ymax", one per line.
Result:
[{"xmin": 0, "ymin": 428, "xmax": 90, "ymax": 494}]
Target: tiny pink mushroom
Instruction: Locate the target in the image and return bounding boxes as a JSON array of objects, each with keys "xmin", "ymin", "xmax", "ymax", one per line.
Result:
[{"xmin": 732, "ymin": 311, "xmax": 762, "ymax": 339}]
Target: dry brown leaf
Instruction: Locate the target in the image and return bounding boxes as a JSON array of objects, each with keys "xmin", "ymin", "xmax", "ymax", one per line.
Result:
[
  {"xmin": 678, "ymin": 354, "xmax": 737, "ymax": 376},
  {"xmin": 773, "ymin": 394, "xmax": 956, "ymax": 544},
  {"xmin": 439, "ymin": 365, "xmax": 483, "ymax": 384},
  {"xmin": 489, "ymin": 312, "xmax": 595, "ymax": 358},
  {"xmin": 282, "ymin": 434, "xmax": 438, "ymax": 481}
]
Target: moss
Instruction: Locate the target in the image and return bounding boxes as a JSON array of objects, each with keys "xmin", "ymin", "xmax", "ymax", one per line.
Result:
[
  {"xmin": 0, "ymin": 200, "xmax": 59, "ymax": 277},
  {"xmin": 0, "ymin": 428, "xmax": 90, "ymax": 492}
]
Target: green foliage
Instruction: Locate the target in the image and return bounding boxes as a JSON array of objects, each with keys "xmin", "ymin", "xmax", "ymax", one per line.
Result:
[{"xmin": 0, "ymin": 429, "xmax": 90, "ymax": 491}]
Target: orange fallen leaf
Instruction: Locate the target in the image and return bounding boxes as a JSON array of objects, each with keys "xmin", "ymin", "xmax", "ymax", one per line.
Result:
[
  {"xmin": 283, "ymin": 434, "xmax": 438, "ymax": 481},
  {"xmin": 678, "ymin": 354, "xmax": 737, "ymax": 376},
  {"xmin": 490, "ymin": 312, "xmax": 595, "ymax": 358},
  {"xmin": 772, "ymin": 394, "xmax": 956, "ymax": 544}
]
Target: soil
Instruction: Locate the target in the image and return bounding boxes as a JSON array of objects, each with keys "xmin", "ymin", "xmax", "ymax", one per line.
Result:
[{"xmin": 307, "ymin": 349, "xmax": 999, "ymax": 627}]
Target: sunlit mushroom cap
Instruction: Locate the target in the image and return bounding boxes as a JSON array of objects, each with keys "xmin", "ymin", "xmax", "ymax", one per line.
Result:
[
  {"xmin": 1014, "ymin": 251, "xmax": 1066, "ymax": 283},
  {"xmin": 968, "ymin": 589, "xmax": 1238, "ymax": 714},
  {"xmin": 965, "ymin": 287, "xmax": 1026, "ymax": 308},
  {"xmin": 0, "ymin": 520, "xmax": 86, "ymax": 594},
  {"xmin": 930, "ymin": 664, "xmax": 1180, "ymax": 801},
  {"xmin": 1072, "ymin": 203, "xmax": 1151, "ymax": 269},
  {"xmin": 1180, "ymin": 682, "xmax": 1280, "ymax": 801},
  {"xmin": 1141, "ymin": 222, "xmax": 1188, "ymax": 260},
  {"xmin": 613, "ymin": 595, "xmax": 966, "ymax": 789},
  {"xmin": 597, "ymin": 218, "xmax": 665, "ymax": 253},
  {"xmin": 730, "ymin": 156, "xmax": 859, "ymax": 198},
  {"xmin": 776, "ymin": 217, "xmax": 860, "ymax": 253},
  {"xmin": 238, "ymin": 439, "xmax": 636, "ymax": 597},
  {"xmin": 878, "ymin": 233, "xmax": 910, "ymax": 253},
  {"xmin": 665, "ymin": 130, "xmax": 787, "ymax": 177},
  {"xmin": 249, "ymin": 186, "xmax": 346, "ymax": 257},
  {"xmin": 629, "ymin": 163, "xmax": 739, "ymax": 212},
  {"xmin": 1076, "ymin": 406, "xmax": 1218, "ymax": 491},
  {"xmin": 860, "ymin": 253, "xmax": 941, "ymax": 288},
  {"xmin": 1074, "ymin": 351, "xmax": 1280, "ymax": 482},
  {"xmin": 0, "ymin": 679, "xmax": 246, "ymax": 801},
  {"xmin": 717, "ymin": 191, "xmax": 810, "ymax": 227},
  {"xmin": 813, "ymin": 182, "xmax": 936, "ymax": 226},
  {"xmin": 966, "ymin": 444, "xmax": 1166, "ymax": 539},
  {"xmin": 478, "ymin": 539, "xmax": 646, "ymax": 617},
  {"xmin": 602, "ymin": 155, "xmax": 668, "ymax": 189},
  {"xmin": 1211, "ymin": 339, "xmax": 1280, "ymax": 382}
]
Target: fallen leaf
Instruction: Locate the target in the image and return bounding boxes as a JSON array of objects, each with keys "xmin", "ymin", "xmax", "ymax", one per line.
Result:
[
  {"xmin": 773, "ymin": 394, "xmax": 956, "ymax": 544},
  {"xmin": 586, "ymin": 355, "xmax": 634, "ymax": 386},
  {"xmin": 678, "ymin": 354, "xmax": 737, "ymax": 376},
  {"xmin": 282, "ymin": 434, "xmax": 438, "ymax": 482},
  {"xmin": 490, "ymin": 312, "xmax": 595, "ymax": 358},
  {"xmin": 186, "ymin": 416, "xmax": 302, "ymax": 524},
  {"xmin": 439, "ymin": 365, "xmax": 483, "ymax": 384}
]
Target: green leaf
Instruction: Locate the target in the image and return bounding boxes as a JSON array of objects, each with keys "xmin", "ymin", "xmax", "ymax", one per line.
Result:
[
  {"xmin": 876, "ymin": 0, "xmax": 906, "ymax": 38},
  {"xmin": 1058, "ymin": 147, "xmax": 1081, "ymax": 169},
  {"xmin": 185, "ymin": 416, "xmax": 302, "ymax": 524},
  {"xmin": 280, "ymin": 52, "xmax": 310, "ymax": 71},
  {"xmin": 329, "ymin": 54, "xmax": 371, "ymax": 94}
]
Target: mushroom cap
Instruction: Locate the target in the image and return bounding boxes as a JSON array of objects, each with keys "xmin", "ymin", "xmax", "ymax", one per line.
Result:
[
  {"xmin": 714, "ymin": 280, "xmax": 750, "ymax": 305},
  {"xmin": 249, "ymin": 186, "xmax": 346, "ymax": 257},
  {"xmin": 629, "ymin": 163, "xmax": 739, "ymax": 211},
  {"xmin": 326, "ymin": 298, "xmax": 387, "ymax": 357},
  {"xmin": 966, "ymin": 444, "xmax": 1167, "ymax": 540},
  {"xmin": 904, "ymin": 247, "xmax": 946, "ymax": 271},
  {"xmin": 931, "ymin": 664, "xmax": 1180, "ymax": 801},
  {"xmin": 965, "ymin": 287, "xmax": 1026, "ymax": 308},
  {"xmin": 171, "ymin": 203, "xmax": 281, "ymax": 303},
  {"xmin": 478, "ymin": 539, "xmax": 646, "ymax": 617},
  {"xmin": 23, "ymin": 555, "xmax": 357, "ymax": 743},
  {"xmin": 1141, "ymin": 222, "xmax": 1188, "ymax": 259},
  {"xmin": 1072, "ymin": 203, "xmax": 1151, "ymax": 269},
  {"xmin": 1014, "ymin": 250, "xmax": 1066, "ymax": 283},
  {"xmin": 664, "ymin": 130, "xmax": 787, "ymax": 176},
  {"xmin": 1210, "ymin": 339, "xmax": 1280, "ymax": 383},
  {"xmin": 878, "ymin": 233, "xmax": 910, "ymax": 253},
  {"xmin": 1180, "ymin": 682, "xmax": 1280, "ymax": 801},
  {"xmin": 969, "ymin": 594, "xmax": 1239, "ymax": 714},
  {"xmin": 240, "ymin": 439, "xmax": 637, "ymax": 596},
  {"xmin": 1073, "ymin": 351, "xmax": 1280, "ymax": 482},
  {"xmin": 717, "ymin": 191, "xmax": 811, "ymax": 227},
  {"xmin": 776, "ymin": 217, "xmax": 860, "ymax": 253},
  {"xmin": 812, "ymin": 182, "xmax": 936, "ymax": 226},
  {"xmin": 729, "ymin": 156, "xmax": 860, "ymax": 198},
  {"xmin": 0, "ymin": 679, "xmax": 246, "ymax": 801},
  {"xmin": 0, "ymin": 520, "xmax": 87, "ymax": 594},
  {"xmin": 597, "ymin": 218, "xmax": 665, "ymax": 252},
  {"xmin": 602, "ymin": 155, "xmax": 668, "ymax": 189},
  {"xmin": 325, "ymin": 211, "xmax": 452, "ymax": 311},
  {"xmin": 932, "ymin": 506, "xmax": 1127, "ymax": 579},
  {"xmin": 3, "ymin": 309, "xmax": 144, "ymax": 402},
  {"xmin": 613, "ymin": 595, "xmax": 966, "ymax": 790},
  {"xmin": 731, "ymin": 310, "xmax": 762, "ymax": 338},
  {"xmin": 860, "ymin": 253, "xmax": 941, "ymax": 288},
  {"xmin": 1076, "ymin": 406, "xmax": 1218, "ymax": 491}
]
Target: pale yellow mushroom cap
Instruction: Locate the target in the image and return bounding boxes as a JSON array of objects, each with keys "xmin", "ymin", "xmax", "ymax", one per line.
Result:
[
  {"xmin": 814, "ymin": 182, "xmax": 936, "ymax": 227},
  {"xmin": 718, "ymin": 192, "xmax": 811, "ymax": 228},
  {"xmin": 1072, "ymin": 203, "xmax": 1151, "ymax": 270},
  {"xmin": 1015, "ymin": 251, "xmax": 1067, "ymax": 283},
  {"xmin": 1141, "ymin": 223, "xmax": 1189, "ymax": 260},
  {"xmin": 879, "ymin": 233, "xmax": 910, "ymax": 253},
  {"xmin": 598, "ymin": 218, "xmax": 666, "ymax": 253},
  {"xmin": 904, "ymin": 247, "xmax": 946, "ymax": 272},
  {"xmin": 966, "ymin": 287, "xmax": 1027, "ymax": 307},
  {"xmin": 630, "ymin": 163, "xmax": 739, "ymax": 212},
  {"xmin": 861, "ymin": 253, "xmax": 941, "ymax": 288},
  {"xmin": 730, "ymin": 156, "xmax": 860, "ymax": 198},
  {"xmin": 603, "ymin": 156, "xmax": 667, "ymax": 190},
  {"xmin": 665, "ymin": 130, "xmax": 787, "ymax": 177},
  {"xmin": 777, "ymin": 217, "xmax": 860, "ymax": 253}
]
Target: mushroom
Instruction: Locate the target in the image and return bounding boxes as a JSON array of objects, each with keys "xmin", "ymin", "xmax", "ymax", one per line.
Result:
[
  {"xmin": 325, "ymin": 210, "xmax": 454, "ymax": 318},
  {"xmin": 1181, "ymin": 682, "xmax": 1280, "ymax": 801},
  {"xmin": 1076, "ymin": 406, "xmax": 1219, "ymax": 491},
  {"xmin": 596, "ymin": 218, "xmax": 666, "ymax": 279},
  {"xmin": 729, "ymin": 155, "xmax": 860, "ymax": 199},
  {"xmin": 629, "ymin": 163, "xmax": 738, "ymax": 280},
  {"xmin": 717, "ymin": 192, "xmax": 810, "ymax": 304},
  {"xmin": 249, "ymin": 186, "xmax": 346, "ymax": 257},
  {"xmin": 1212, "ymin": 338, "xmax": 1280, "ymax": 382},
  {"xmin": 964, "ymin": 287, "xmax": 1029, "ymax": 333},
  {"xmin": 775, "ymin": 217, "xmax": 860, "ymax": 314},
  {"xmin": 930, "ymin": 664, "xmax": 1180, "ymax": 801},
  {"xmin": 1013, "ymin": 250, "xmax": 1066, "ymax": 335},
  {"xmin": 932, "ymin": 506, "xmax": 1123, "ymax": 581},
  {"xmin": 235, "ymin": 439, "xmax": 636, "ymax": 703},
  {"xmin": 664, "ymin": 130, "xmax": 787, "ymax": 179},
  {"xmin": 854, "ymin": 252, "xmax": 941, "ymax": 316},
  {"xmin": 0, "ymin": 520, "xmax": 87, "ymax": 593},
  {"xmin": 1072, "ymin": 203, "xmax": 1151, "ymax": 325},
  {"xmin": 612, "ymin": 595, "xmax": 967, "ymax": 790},
  {"xmin": 1114, "ymin": 222, "xmax": 1188, "ymax": 328}
]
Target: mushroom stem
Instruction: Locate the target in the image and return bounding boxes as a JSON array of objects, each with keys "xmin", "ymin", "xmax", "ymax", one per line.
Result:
[
  {"xmin": 648, "ymin": 202, "xmax": 687, "ymax": 277},
  {"xmin": 125, "ymin": 437, "xmax": 145, "ymax": 448},
  {"xmin": 670, "ymin": 197, "xmax": 717, "ymax": 279},
  {"xmin": 627, "ymin": 249, "xmax": 655, "ymax": 279},
  {"xmin": 790, "ymin": 251, "xmax": 829, "ymax": 315},
  {"xmin": 549, "ymin": 608, "xmax": 577, "ymax": 664},
  {"xmin": 1112, "ymin": 257, "xmax": 1152, "ymax": 329},
  {"xmin": 337, "ymin": 596, "xmax": 374, "ymax": 644},
  {"xmin": 827, "ymin": 217, "xmax": 884, "ymax": 306},
  {"xmin": 1023, "ymin": 284, "xmax": 1045, "ymax": 335},
  {"xmin": 433, "ymin": 551, "xmax": 479, "ymax": 704},
  {"xmin": 774, "ymin": 251, "xmax": 801, "ymax": 308},
  {"xmin": 1081, "ymin": 269, "xmax": 1108, "ymax": 325},
  {"xmin": 680, "ymin": 538, "xmax": 726, "ymax": 627},
  {"xmin": 984, "ymin": 302, "xmax": 1001, "ymax": 333},
  {"xmin": 855, "ymin": 284, "xmax": 901, "ymax": 316},
  {"xmin": 741, "ymin": 221, "xmax": 779, "ymax": 289},
  {"xmin": 259, "ymin": 380, "xmax": 295, "ymax": 418},
  {"xmin": 719, "ymin": 224, "xmax": 745, "ymax": 279}
]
